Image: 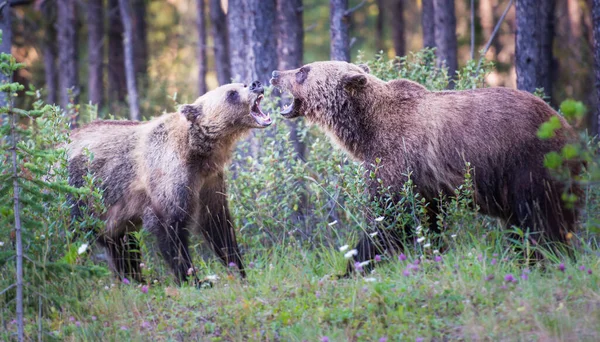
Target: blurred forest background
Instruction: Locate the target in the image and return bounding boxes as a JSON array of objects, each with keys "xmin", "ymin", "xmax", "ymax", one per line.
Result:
[{"xmin": 2, "ymin": 0, "xmax": 599, "ymax": 133}]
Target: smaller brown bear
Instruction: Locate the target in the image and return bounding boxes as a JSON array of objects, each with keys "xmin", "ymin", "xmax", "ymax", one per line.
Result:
[
  {"xmin": 271, "ymin": 61, "xmax": 582, "ymax": 274},
  {"xmin": 68, "ymin": 81, "xmax": 271, "ymax": 284}
]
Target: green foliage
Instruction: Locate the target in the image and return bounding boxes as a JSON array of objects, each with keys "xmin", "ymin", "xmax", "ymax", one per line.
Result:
[{"xmin": 0, "ymin": 34, "xmax": 108, "ymax": 323}]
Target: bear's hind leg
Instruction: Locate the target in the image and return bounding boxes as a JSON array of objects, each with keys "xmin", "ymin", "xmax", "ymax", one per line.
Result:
[{"xmin": 99, "ymin": 232, "xmax": 144, "ymax": 283}]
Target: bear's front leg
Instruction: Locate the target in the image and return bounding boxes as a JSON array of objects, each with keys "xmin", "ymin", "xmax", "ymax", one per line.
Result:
[{"xmin": 198, "ymin": 172, "xmax": 246, "ymax": 279}]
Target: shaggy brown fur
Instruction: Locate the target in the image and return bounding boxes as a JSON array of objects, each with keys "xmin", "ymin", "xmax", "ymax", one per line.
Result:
[
  {"xmin": 68, "ymin": 81, "xmax": 271, "ymax": 284},
  {"xmin": 271, "ymin": 61, "xmax": 581, "ymax": 273}
]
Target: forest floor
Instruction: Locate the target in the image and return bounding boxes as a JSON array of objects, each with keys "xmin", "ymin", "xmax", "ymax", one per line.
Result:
[{"xmin": 18, "ymin": 244, "xmax": 600, "ymax": 341}]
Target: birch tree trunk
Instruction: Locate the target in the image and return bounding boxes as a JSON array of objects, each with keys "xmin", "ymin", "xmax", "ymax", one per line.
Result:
[
  {"xmin": 88, "ymin": 0, "xmax": 104, "ymax": 108},
  {"xmin": 210, "ymin": 0, "xmax": 231, "ymax": 85},
  {"xmin": 196, "ymin": 0, "xmax": 208, "ymax": 95},
  {"xmin": 118, "ymin": 0, "xmax": 140, "ymax": 121}
]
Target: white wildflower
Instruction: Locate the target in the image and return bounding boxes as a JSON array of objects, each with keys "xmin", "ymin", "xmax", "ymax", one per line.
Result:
[
  {"xmin": 433, "ymin": 250, "xmax": 439, "ymax": 254},
  {"xmin": 423, "ymin": 243, "xmax": 431, "ymax": 249},
  {"xmin": 358, "ymin": 261, "xmax": 370, "ymax": 267},
  {"xmin": 364, "ymin": 277, "xmax": 377, "ymax": 282},
  {"xmin": 374, "ymin": 216, "xmax": 384, "ymax": 222},
  {"xmin": 339, "ymin": 244, "xmax": 349, "ymax": 252},
  {"xmin": 104, "ymin": 286, "xmax": 109, "ymax": 290},
  {"xmin": 328, "ymin": 220, "xmax": 338, "ymax": 226},
  {"xmin": 417, "ymin": 237, "xmax": 426, "ymax": 244},
  {"xmin": 0, "ymin": 241, "xmax": 4, "ymax": 247},
  {"xmin": 451, "ymin": 234, "xmax": 457, "ymax": 239},
  {"xmin": 344, "ymin": 249, "xmax": 358, "ymax": 259},
  {"xmin": 369, "ymin": 232, "xmax": 378, "ymax": 238},
  {"xmin": 206, "ymin": 275, "xmax": 219, "ymax": 281},
  {"xmin": 77, "ymin": 243, "xmax": 89, "ymax": 255},
  {"xmin": 40, "ymin": 234, "xmax": 45, "ymax": 239},
  {"xmin": 415, "ymin": 225, "xmax": 422, "ymax": 232}
]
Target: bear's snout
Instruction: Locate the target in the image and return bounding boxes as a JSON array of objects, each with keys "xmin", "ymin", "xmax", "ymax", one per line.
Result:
[{"xmin": 250, "ymin": 81, "xmax": 264, "ymax": 94}]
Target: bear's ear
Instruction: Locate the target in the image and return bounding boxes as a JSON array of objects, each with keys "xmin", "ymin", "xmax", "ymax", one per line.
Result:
[
  {"xmin": 357, "ymin": 63, "xmax": 370, "ymax": 74},
  {"xmin": 179, "ymin": 104, "xmax": 202, "ymax": 122},
  {"xmin": 342, "ymin": 73, "xmax": 368, "ymax": 92}
]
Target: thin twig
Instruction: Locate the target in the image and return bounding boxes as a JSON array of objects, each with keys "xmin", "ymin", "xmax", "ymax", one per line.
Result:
[
  {"xmin": 0, "ymin": 283, "xmax": 15, "ymax": 296},
  {"xmin": 475, "ymin": 0, "xmax": 514, "ymax": 73},
  {"xmin": 344, "ymin": 0, "xmax": 367, "ymax": 16}
]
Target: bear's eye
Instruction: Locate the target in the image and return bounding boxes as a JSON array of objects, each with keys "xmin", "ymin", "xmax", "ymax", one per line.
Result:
[
  {"xmin": 226, "ymin": 90, "xmax": 240, "ymax": 103},
  {"xmin": 296, "ymin": 67, "xmax": 310, "ymax": 84}
]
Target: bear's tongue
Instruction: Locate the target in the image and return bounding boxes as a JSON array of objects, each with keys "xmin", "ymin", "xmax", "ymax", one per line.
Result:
[{"xmin": 251, "ymin": 95, "xmax": 272, "ymax": 127}]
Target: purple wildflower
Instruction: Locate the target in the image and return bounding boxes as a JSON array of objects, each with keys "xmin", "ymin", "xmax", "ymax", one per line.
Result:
[
  {"xmin": 403, "ymin": 269, "xmax": 411, "ymax": 277},
  {"xmin": 122, "ymin": 278, "xmax": 130, "ymax": 285},
  {"xmin": 484, "ymin": 274, "xmax": 494, "ymax": 281},
  {"xmin": 588, "ymin": 269, "xmax": 592, "ymax": 275},
  {"xmin": 354, "ymin": 262, "xmax": 363, "ymax": 272},
  {"xmin": 477, "ymin": 254, "xmax": 483, "ymax": 262},
  {"xmin": 434, "ymin": 255, "xmax": 442, "ymax": 262},
  {"xmin": 248, "ymin": 261, "xmax": 255, "ymax": 269},
  {"xmin": 120, "ymin": 326, "xmax": 128, "ymax": 331},
  {"xmin": 228, "ymin": 262, "xmax": 237, "ymax": 268},
  {"xmin": 379, "ymin": 337, "xmax": 388, "ymax": 342},
  {"xmin": 375, "ymin": 255, "xmax": 382, "ymax": 262},
  {"xmin": 321, "ymin": 337, "xmax": 330, "ymax": 342},
  {"xmin": 491, "ymin": 258, "xmax": 497, "ymax": 266},
  {"xmin": 315, "ymin": 291, "xmax": 321, "ymax": 298},
  {"xmin": 69, "ymin": 316, "xmax": 75, "ymax": 322},
  {"xmin": 141, "ymin": 321, "xmax": 152, "ymax": 329},
  {"xmin": 504, "ymin": 274, "xmax": 515, "ymax": 283},
  {"xmin": 416, "ymin": 338, "xmax": 425, "ymax": 342},
  {"xmin": 398, "ymin": 253, "xmax": 407, "ymax": 261},
  {"xmin": 579, "ymin": 265, "xmax": 586, "ymax": 271},
  {"xmin": 141, "ymin": 285, "xmax": 149, "ymax": 294},
  {"xmin": 75, "ymin": 321, "xmax": 81, "ymax": 327},
  {"xmin": 521, "ymin": 273, "xmax": 528, "ymax": 280},
  {"xmin": 559, "ymin": 263, "xmax": 565, "ymax": 272},
  {"xmin": 91, "ymin": 316, "xmax": 97, "ymax": 321}
]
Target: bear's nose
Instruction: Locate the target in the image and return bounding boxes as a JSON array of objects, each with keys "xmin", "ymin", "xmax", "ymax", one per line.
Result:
[{"xmin": 250, "ymin": 81, "xmax": 264, "ymax": 94}]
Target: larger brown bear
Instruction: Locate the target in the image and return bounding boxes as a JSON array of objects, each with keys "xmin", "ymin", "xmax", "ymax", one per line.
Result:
[
  {"xmin": 68, "ymin": 81, "xmax": 271, "ymax": 284},
  {"xmin": 270, "ymin": 61, "xmax": 581, "ymax": 273}
]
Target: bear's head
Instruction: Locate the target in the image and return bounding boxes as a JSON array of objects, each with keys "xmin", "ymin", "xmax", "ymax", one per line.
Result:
[
  {"xmin": 179, "ymin": 81, "xmax": 272, "ymax": 133},
  {"xmin": 269, "ymin": 61, "xmax": 371, "ymax": 121}
]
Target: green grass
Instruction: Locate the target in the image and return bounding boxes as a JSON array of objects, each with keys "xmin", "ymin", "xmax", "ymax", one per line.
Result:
[{"xmin": 6, "ymin": 241, "xmax": 599, "ymax": 342}]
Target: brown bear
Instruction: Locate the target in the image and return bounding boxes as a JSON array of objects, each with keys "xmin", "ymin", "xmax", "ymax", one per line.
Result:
[
  {"xmin": 67, "ymin": 81, "xmax": 271, "ymax": 284},
  {"xmin": 270, "ymin": 61, "xmax": 581, "ymax": 273}
]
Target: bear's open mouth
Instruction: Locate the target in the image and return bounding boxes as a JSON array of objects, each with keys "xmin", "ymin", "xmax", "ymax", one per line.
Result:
[
  {"xmin": 279, "ymin": 92, "xmax": 302, "ymax": 118},
  {"xmin": 250, "ymin": 94, "xmax": 272, "ymax": 127}
]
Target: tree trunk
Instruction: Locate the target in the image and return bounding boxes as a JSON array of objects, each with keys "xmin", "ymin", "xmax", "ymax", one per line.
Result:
[
  {"xmin": 0, "ymin": 1, "xmax": 11, "ymax": 108},
  {"xmin": 248, "ymin": 0, "xmax": 277, "ymax": 84},
  {"xmin": 118, "ymin": 0, "xmax": 140, "ymax": 121},
  {"xmin": 422, "ymin": 0, "xmax": 435, "ymax": 48},
  {"xmin": 330, "ymin": 0, "xmax": 350, "ymax": 61},
  {"xmin": 132, "ymin": 0, "xmax": 148, "ymax": 88},
  {"xmin": 228, "ymin": 0, "xmax": 248, "ymax": 82},
  {"xmin": 87, "ymin": 0, "xmax": 104, "ymax": 108},
  {"xmin": 375, "ymin": 0, "xmax": 384, "ymax": 53},
  {"xmin": 391, "ymin": 0, "xmax": 405, "ymax": 56},
  {"xmin": 57, "ymin": 0, "xmax": 79, "ymax": 113},
  {"xmin": 210, "ymin": 0, "xmax": 231, "ymax": 85},
  {"xmin": 592, "ymin": 0, "xmax": 600, "ymax": 136},
  {"xmin": 108, "ymin": 0, "xmax": 126, "ymax": 109},
  {"xmin": 228, "ymin": 0, "xmax": 277, "ymax": 84},
  {"xmin": 516, "ymin": 0, "xmax": 556, "ymax": 99},
  {"xmin": 539, "ymin": 0, "xmax": 556, "ymax": 102},
  {"xmin": 433, "ymin": 0, "xmax": 457, "ymax": 81},
  {"xmin": 196, "ymin": 0, "xmax": 208, "ymax": 95},
  {"xmin": 277, "ymin": 0, "xmax": 305, "ymax": 158},
  {"xmin": 41, "ymin": 2, "xmax": 57, "ymax": 105}
]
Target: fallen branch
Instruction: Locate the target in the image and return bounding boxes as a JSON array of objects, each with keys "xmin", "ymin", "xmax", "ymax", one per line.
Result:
[
  {"xmin": 344, "ymin": 0, "xmax": 366, "ymax": 16},
  {"xmin": 475, "ymin": 0, "xmax": 514, "ymax": 75}
]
